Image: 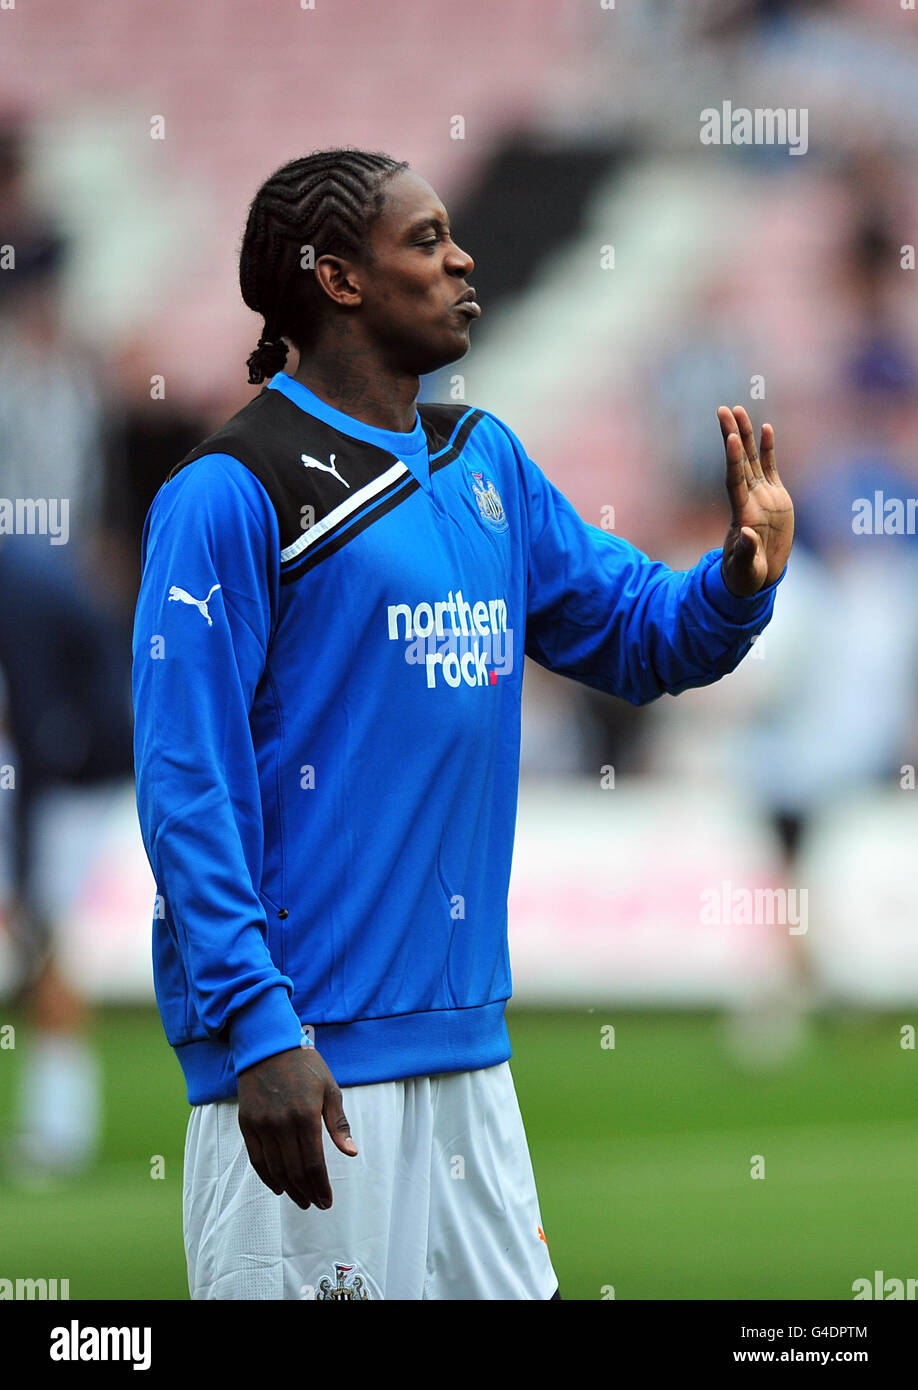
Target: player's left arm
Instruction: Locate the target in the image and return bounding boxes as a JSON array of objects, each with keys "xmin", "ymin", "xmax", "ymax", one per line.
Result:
[{"xmin": 513, "ymin": 404, "xmax": 794, "ymax": 705}]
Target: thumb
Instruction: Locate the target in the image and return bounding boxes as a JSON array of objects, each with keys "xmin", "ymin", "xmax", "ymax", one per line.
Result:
[
  {"xmin": 730, "ymin": 527, "xmax": 762, "ymax": 576},
  {"xmin": 323, "ymin": 1085, "xmax": 358, "ymax": 1157}
]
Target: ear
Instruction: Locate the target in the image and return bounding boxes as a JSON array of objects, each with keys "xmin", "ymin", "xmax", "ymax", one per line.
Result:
[{"xmin": 314, "ymin": 254, "xmax": 363, "ymax": 309}]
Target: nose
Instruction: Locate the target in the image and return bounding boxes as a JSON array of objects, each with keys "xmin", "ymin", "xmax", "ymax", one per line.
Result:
[{"xmin": 446, "ymin": 239, "xmax": 474, "ymax": 275}]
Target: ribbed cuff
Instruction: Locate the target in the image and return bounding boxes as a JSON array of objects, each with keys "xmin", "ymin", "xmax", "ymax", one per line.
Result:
[
  {"xmin": 701, "ymin": 548, "xmax": 787, "ymax": 622},
  {"xmin": 228, "ymin": 984, "xmax": 305, "ymax": 1078}
]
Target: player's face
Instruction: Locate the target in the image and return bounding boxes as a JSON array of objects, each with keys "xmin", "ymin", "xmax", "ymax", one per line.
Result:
[{"xmin": 357, "ymin": 170, "xmax": 479, "ymax": 376}]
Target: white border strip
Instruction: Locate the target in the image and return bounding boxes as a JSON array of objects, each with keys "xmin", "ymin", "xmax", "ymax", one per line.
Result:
[{"xmin": 280, "ymin": 460, "xmax": 409, "ymax": 564}]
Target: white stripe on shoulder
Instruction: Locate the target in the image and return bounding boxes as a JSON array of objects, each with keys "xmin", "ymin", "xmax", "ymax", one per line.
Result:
[{"xmin": 280, "ymin": 460, "xmax": 409, "ymax": 564}]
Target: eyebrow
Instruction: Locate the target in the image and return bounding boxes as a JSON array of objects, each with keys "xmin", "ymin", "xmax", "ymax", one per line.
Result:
[{"xmin": 405, "ymin": 215, "xmax": 449, "ymax": 238}]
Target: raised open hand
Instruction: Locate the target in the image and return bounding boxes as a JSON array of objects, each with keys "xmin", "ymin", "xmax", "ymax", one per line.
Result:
[{"xmin": 717, "ymin": 405, "xmax": 794, "ymax": 598}]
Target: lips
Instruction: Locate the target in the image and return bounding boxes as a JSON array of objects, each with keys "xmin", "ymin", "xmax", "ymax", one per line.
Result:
[{"xmin": 454, "ymin": 291, "xmax": 481, "ymax": 318}]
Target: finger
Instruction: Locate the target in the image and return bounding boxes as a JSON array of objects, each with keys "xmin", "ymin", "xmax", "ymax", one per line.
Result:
[
  {"xmin": 250, "ymin": 1126, "xmax": 289, "ymax": 1199},
  {"xmin": 732, "ymin": 404, "xmax": 765, "ymax": 483},
  {"xmin": 717, "ymin": 405, "xmax": 755, "ymax": 493},
  {"xmin": 297, "ymin": 1117, "xmax": 334, "ymax": 1209},
  {"xmin": 717, "ymin": 404, "xmax": 738, "ymax": 443},
  {"xmin": 239, "ymin": 1124, "xmax": 278, "ymax": 1196},
  {"xmin": 723, "ymin": 428, "xmax": 749, "ymax": 513},
  {"xmin": 324, "ymin": 1083, "xmax": 358, "ymax": 1158},
  {"xmin": 274, "ymin": 1121, "xmax": 322, "ymax": 1210},
  {"xmin": 759, "ymin": 421, "xmax": 779, "ymax": 483}
]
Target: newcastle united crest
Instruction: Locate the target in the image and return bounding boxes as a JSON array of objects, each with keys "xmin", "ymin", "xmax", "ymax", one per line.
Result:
[
  {"xmin": 315, "ymin": 1262, "xmax": 371, "ymax": 1300},
  {"xmin": 468, "ymin": 468, "xmax": 508, "ymax": 533}
]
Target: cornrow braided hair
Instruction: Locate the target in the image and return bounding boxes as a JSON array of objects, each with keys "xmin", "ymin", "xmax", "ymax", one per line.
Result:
[{"xmin": 239, "ymin": 148, "xmax": 409, "ymax": 384}]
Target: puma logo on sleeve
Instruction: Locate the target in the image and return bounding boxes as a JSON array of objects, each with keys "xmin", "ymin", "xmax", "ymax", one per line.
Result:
[{"xmin": 167, "ymin": 583, "xmax": 222, "ymax": 626}]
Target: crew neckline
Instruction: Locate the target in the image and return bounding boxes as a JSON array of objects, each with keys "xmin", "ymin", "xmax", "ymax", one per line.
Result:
[{"xmin": 268, "ymin": 371, "xmax": 427, "ymax": 456}]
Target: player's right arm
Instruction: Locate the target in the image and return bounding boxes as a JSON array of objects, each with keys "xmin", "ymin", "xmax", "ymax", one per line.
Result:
[{"xmin": 132, "ymin": 453, "xmax": 356, "ymax": 1209}]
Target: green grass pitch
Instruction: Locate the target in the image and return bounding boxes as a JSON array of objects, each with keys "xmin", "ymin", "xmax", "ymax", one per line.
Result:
[{"xmin": 0, "ymin": 1006, "xmax": 914, "ymax": 1300}]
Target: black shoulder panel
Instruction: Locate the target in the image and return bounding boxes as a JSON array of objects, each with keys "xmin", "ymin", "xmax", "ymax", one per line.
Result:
[
  {"xmin": 164, "ymin": 391, "xmax": 487, "ymax": 581},
  {"xmin": 166, "ymin": 387, "xmax": 275, "ymax": 482},
  {"xmin": 418, "ymin": 403, "xmax": 487, "ymax": 477},
  {"xmin": 417, "ymin": 401, "xmax": 476, "ymax": 454},
  {"xmin": 163, "ymin": 387, "xmax": 408, "ymax": 556}
]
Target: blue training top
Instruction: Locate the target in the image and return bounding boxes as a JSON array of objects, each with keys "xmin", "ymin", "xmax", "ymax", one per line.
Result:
[{"xmin": 131, "ymin": 371, "xmax": 784, "ymax": 1104}]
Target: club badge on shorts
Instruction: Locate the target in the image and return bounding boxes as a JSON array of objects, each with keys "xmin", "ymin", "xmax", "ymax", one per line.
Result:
[
  {"xmin": 315, "ymin": 1262, "xmax": 371, "ymax": 1300},
  {"xmin": 468, "ymin": 467, "xmax": 508, "ymax": 533}
]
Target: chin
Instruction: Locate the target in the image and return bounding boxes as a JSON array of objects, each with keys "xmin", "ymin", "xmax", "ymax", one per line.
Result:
[{"xmin": 411, "ymin": 335, "xmax": 471, "ymax": 377}]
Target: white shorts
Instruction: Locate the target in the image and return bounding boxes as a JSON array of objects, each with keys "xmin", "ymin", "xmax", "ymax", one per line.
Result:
[{"xmin": 183, "ymin": 1061, "xmax": 559, "ymax": 1300}]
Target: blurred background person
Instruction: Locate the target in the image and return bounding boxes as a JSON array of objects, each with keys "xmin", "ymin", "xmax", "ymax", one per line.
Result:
[{"xmin": 0, "ymin": 115, "xmax": 134, "ymax": 1180}]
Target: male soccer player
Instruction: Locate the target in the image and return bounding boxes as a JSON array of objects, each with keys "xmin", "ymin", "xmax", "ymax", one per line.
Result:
[{"xmin": 132, "ymin": 148, "xmax": 793, "ymax": 1300}]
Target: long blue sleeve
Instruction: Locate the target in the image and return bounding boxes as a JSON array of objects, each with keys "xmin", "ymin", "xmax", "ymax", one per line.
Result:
[
  {"xmin": 518, "ymin": 443, "xmax": 784, "ymax": 704},
  {"xmin": 132, "ymin": 453, "xmax": 304, "ymax": 1076}
]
